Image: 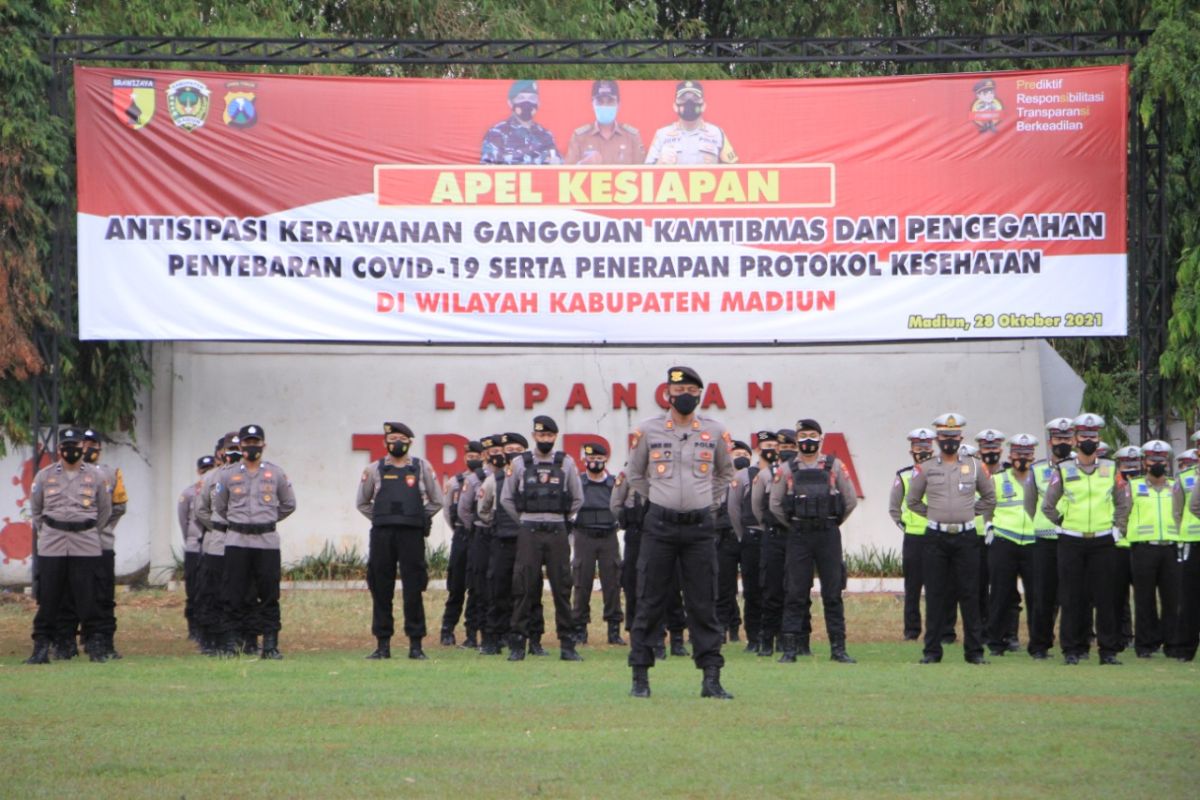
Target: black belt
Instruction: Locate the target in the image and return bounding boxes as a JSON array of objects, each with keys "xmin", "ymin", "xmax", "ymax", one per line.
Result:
[
  {"xmin": 213, "ymin": 522, "xmax": 229, "ymax": 532},
  {"xmin": 649, "ymin": 504, "xmax": 707, "ymax": 525},
  {"xmin": 523, "ymin": 521, "xmax": 566, "ymax": 533},
  {"xmin": 577, "ymin": 527, "xmax": 617, "ymax": 537},
  {"xmin": 228, "ymin": 522, "xmax": 276, "ymax": 535},
  {"xmin": 44, "ymin": 516, "xmax": 97, "ymax": 532}
]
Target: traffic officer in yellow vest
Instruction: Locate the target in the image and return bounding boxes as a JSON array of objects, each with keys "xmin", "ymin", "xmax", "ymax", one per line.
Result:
[
  {"xmin": 1116, "ymin": 440, "xmax": 1182, "ymax": 658},
  {"xmin": 213, "ymin": 424, "xmax": 297, "ymax": 660},
  {"xmin": 1041, "ymin": 413, "xmax": 1131, "ymax": 665},
  {"xmin": 26, "ymin": 428, "xmax": 113, "ymax": 664},
  {"xmin": 1177, "ymin": 433, "xmax": 1200, "ymax": 661},
  {"xmin": 905, "ymin": 413, "xmax": 996, "ymax": 664},
  {"xmin": 357, "ymin": 422, "xmax": 443, "ymax": 660},
  {"xmin": 626, "ymin": 366, "xmax": 737, "ymax": 699},
  {"xmin": 1178, "ymin": 447, "xmax": 1198, "ymax": 473},
  {"xmin": 727, "ymin": 430, "xmax": 775, "ymax": 652},
  {"xmin": 889, "ymin": 428, "xmax": 948, "ymax": 642},
  {"xmin": 571, "ymin": 442, "xmax": 624, "ymax": 646},
  {"xmin": 982, "ymin": 433, "xmax": 1039, "ymax": 657}
]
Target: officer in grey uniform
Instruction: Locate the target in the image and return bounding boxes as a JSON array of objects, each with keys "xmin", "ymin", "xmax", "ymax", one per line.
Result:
[
  {"xmin": 501, "ymin": 416, "xmax": 584, "ymax": 662},
  {"xmin": 79, "ymin": 428, "xmax": 128, "ymax": 659},
  {"xmin": 179, "ymin": 455, "xmax": 216, "ymax": 642},
  {"xmin": 195, "ymin": 433, "xmax": 241, "ymax": 655},
  {"xmin": 752, "ymin": 429, "xmax": 794, "ymax": 657},
  {"xmin": 211, "ymin": 424, "xmax": 297, "ymax": 660},
  {"xmin": 458, "ymin": 434, "xmax": 504, "ymax": 651},
  {"xmin": 440, "ymin": 440, "xmax": 484, "ymax": 646},
  {"xmin": 571, "ymin": 443, "xmax": 625, "ymax": 645},
  {"xmin": 357, "ymin": 421, "xmax": 443, "ymax": 660},
  {"xmin": 906, "ymin": 413, "xmax": 997, "ymax": 664},
  {"xmin": 714, "ymin": 440, "xmax": 749, "ymax": 642},
  {"xmin": 627, "ymin": 366, "xmax": 737, "ymax": 699},
  {"xmin": 26, "ymin": 428, "xmax": 113, "ymax": 664},
  {"xmin": 727, "ymin": 430, "xmax": 775, "ymax": 652}
]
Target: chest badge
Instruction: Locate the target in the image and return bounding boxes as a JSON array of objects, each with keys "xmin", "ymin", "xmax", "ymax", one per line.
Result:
[
  {"xmin": 406, "ymin": 474, "xmax": 417, "ymax": 487},
  {"xmin": 264, "ymin": 494, "xmax": 272, "ymax": 502},
  {"xmin": 656, "ymin": 463, "xmax": 667, "ymax": 474},
  {"xmin": 700, "ymin": 431, "xmax": 711, "ymax": 441},
  {"xmin": 960, "ymin": 465, "xmax": 971, "ymax": 475}
]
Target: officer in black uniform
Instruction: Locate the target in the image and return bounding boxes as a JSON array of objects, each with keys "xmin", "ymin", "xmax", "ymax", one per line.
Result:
[
  {"xmin": 753, "ymin": 429, "xmax": 795, "ymax": 657},
  {"xmin": 456, "ymin": 435, "xmax": 502, "ymax": 650},
  {"xmin": 571, "ymin": 443, "xmax": 625, "ymax": 645},
  {"xmin": 440, "ymin": 440, "xmax": 484, "ymax": 646},
  {"xmin": 716, "ymin": 440, "xmax": 752, "ymax": 642},
  {"xmin": 728, "ymin": 430, "xmax": 774, "ymax": 653}
]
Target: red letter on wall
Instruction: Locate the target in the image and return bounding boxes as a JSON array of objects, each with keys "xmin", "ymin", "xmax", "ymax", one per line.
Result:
[
  {"xmin": 426, "ymin": 434, "xmax": 468, "ymax": 483},
  {"xmin": 748, "ymin": 382, "xmax": 773, "ymax": 409},
  {"xmin": 612, "ymin": 382, "xmax": 637, "ymax": 410},
  {"xmin": 524, "ymin": 383, "xmax": 548, "ymax": 409},
  {"xmin": 701, "ymin": 383, "xmax": 726, "ymax": 410},
  {"xmin": 821, "ymin": 433, "xmax": 864, "ymax": 498},
  {"xmin": 479, "ymin": 383, "xmax": 505, "ymax": 410},
  {"xmin": 565, "ymin": 383, "xmax": 592, "ymax": 410},
  {"xmin": 435, "ymin": 383, "xmax": 456, "ymax": 410}
]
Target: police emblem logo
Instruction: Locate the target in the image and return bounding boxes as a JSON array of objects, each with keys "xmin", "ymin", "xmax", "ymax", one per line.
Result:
[
  {"xmin": 539, "ymin": 472, "xmax": 550, "ymax": 484},
  {"xmin": 264, "ymin": 494, "xmax": 272, "ymax": 502},
  {"xmin": 405, "ymin": 475, "xmax": 417, "ymax": 487},
  {"xmin": 700, "ymin": 464, "xmax": 709, "ymax": 473},
  {"xmin": 670, "ymin": 370, "xmax": 684, "ymax": 382},
  {"xmin": 111, "ymin": 78, "xmax": 155, "ymax": 130},
  {"xmin": 167, "ymin": 79, "xmax": 211, "ymax": 131},
  {"xmin": 223, "ymin": 81, "xmax": 258, "ymax": 129},
  {"xmin": 656, "ymin": 463, "xmax": 666, "ymax": 474}
]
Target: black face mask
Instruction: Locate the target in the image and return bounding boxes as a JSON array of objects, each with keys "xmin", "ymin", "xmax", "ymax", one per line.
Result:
[
  {"xmin": 1013, "ymin": 458, "xmax": 1031, "ymax": 471},
  {"xmin": 780, "ymin": 450, "xmax": 797, "ymax": 462},
  {"xmin": 798, "ymin": 440, "xmax": 820, "ymax": 455},
  {"xmin": 586, "ymin": 461, "xmax": 606, "ymax": 474},
  {"xmin": 535, "ymin": 441, "xmax": 555, "ymax": 455},
  {"xmin": 60, "ymin": 445, "xmax": 84, "ymax": 464},
  {"xmin": 1148, "ymin": 462, "xmax": 1167, "ymax": 478},
  {"xmin": 938, "ymin": 438, "xmax": 962, "ymax": 455},
  {"xmin": 465, "ymin": 458, "xmax": 483, "ymax": 472},
  {"xmin": 225, "ymin": 450, "xmax": 243, "ymax": 464},
  {"xmin": 513, "ymin": 101, "xmax": 537, "ymax": 121},
  {"xmin": 242, "ymin": 445, "xmax": 264, "ymax": 462},
  {"xmin": 1077, "ymin": 440, "xmax": 1099, "ymax": 456},
  {"xmin": 761, "ymin": 449, "xmax": 778, "ymax": 463},
  {"xmin": 388, "ymin": 441, "xmax": 409, "ymax": 458},
  {"xmin": 981, "ymin": 452, "xmax": 1001, "ymax": 466},
  {"xmin": 669, "ymin": 393, "xmax": 699, "ymax": 416},
  {"xmin": 678, "ymin": 100, "xmax": 702, "ymax": 121},
  {"xmin": 733, "ymin": 456, "xmax": 751, "ymax": 471},
  {"xmin": 489, "ymin": 454, "xmax": 507, "ymax": 468},
  {"xmin": 912, "ymin": 450, "xmax": 933, "ymax": 463},
  {"xmin": 505, "ymin": 451, "xmax": 520, "ymax": 464},
  {"xmin": 1051, "ymin": 443, "xmax": 1072, "ymax": 460},
  {"xmin": 85, "ymin": 449, "xmax": 100, "ymax": 464}
]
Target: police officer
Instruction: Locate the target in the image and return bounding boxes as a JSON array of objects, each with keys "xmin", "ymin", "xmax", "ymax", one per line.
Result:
[
  {"xmin": 501, "ymin": 416, "xmax": 584, "ymax": 661},
  {"xmin": 890, "ymin": 428, "xmax": 936, "ymax": 641},
  {"xmin": 455, "ymin": 435, "xmax": 502, "ymax": 650},
  {"xmin": 480, "ymin": 80, "xmax": 561, "ymax": 165},
  {"xmin": 565, "ymin": 80, "xmax": 646, "ymax": 165},
  {"xmin": 982, "ymin": 433, "xmax": 1039, "ymax": 657},
  {"xmin": 571, "ymin": 443, "xmax": 624, "ymax": 645},
  {"xmin": 1112, "ymin": 445, "xmax": 1143, "ymax": 652},
  {"xmin": 195, "ymin": 433, "xmax": 240, "ymax": 655},
  {"xmin": 357, "ymin": 422, "xmax": 443, "ymax": 660},
  {"xmin": 974, "ymin": 429, "xmax": 1012, "ymax": 644},
  {"xmin": 212, "ymin": 424, "xmax": 297, "ymax": 660},
  {"xmin": 769, "ymin": 419, "xmax": 858, "ymax": 663},
  {"xmin": 468, "ymin": 435, "xmax": 510, "ymax": 655},
  {"xmin": 716, "ymin": 440, "xmax": 753, "ymax": 643},
  {"xmin": 645, "ymin": 81, "xmax": 737, "ymax": 165},
  {"xmin": 77, "ymin": 429, "xmax": 128, "ymax": 659},
  {"xmin": 26, "ymin": 428, "xmax": 113, "ymax": 664},
  {"xmin": 1041, "ymin": 413, "xmax": 1130, "ymax": 665},
  {"xmin": 727, "ymin": 432, "xmax": 772, "ymax": 652},
  {"xmin": 626, "ymin": 366, "xmax": 737, "ymax": 699},
  {"xmin": 1174, "ymin": 432, "xmax": 1200, "ymax": 661},
  {"xmin": 906, "ymin": 413, "xmax": 996, "ymax": 664},
  {"xmin": 1178, "ymin": 446, "xmax": 1198, "ymax": 473},
  {"xmin": 1118, "ymin": 440, "xmax": 1181, "ymax": 658},
  {"xmin": 752, "ymin": 429, "xmax": 794, "ymax": 657},
  {"xmin": 440, "ymin": 440, "xmax": 484, "ymax": 646},
  {"xmin": 179, "ymin": 455, "xmax": 216, "ymax": 643},
  {"xmin": 1027, "ymin": 419, "xmax": 1073, "ymax": 658}
]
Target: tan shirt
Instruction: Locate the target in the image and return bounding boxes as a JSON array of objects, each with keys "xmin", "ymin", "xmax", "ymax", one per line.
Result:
[
  {"xmin": 355, "ymin": 455, "xmax": 443, "ymax": 521},
  {"xmin": 750, "ymin": 464, "xmax": 777, "ymax": 528},
  {"xmin": 195, "ymin": 466, "xmax": 228, "ymax": 556},
  {"xmin": 212, "ymin": 460, "xmax": 297, "ymax": 550},
  {"xmin": 626, "ymin": 413, "xmax": 737, "ymax": 514},
  {"xmin": 178, "ymin": 482, "xmax": 203, "ymax": 553},
  {"xmin": 565, "ymin": 121, "xmax": 646, "ymax": 165},
  {"xmin": 906, "ymin": 455, "xmax": 996, "ymax": 524},
  {"xmin": 31, "ymin": 462, "xmax": 112, "ymax": 557},
  {"xmin": 458, "ymin": 467, "xmax": 500, "ymax": 530},
  {"xmin": 768, "ymin": 455, "xmax": 858, "ymax": 530}
]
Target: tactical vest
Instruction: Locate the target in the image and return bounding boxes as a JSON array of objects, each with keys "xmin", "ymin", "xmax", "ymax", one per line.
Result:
[
  {"xmin": 1058, "ymin": 458, "xmax": 1116, "ymax": 534},
  {"xmin": 740, "ymin": 466, "xmax": 762, "ymax": 532},
  {"xmin": 991, "ymin": 470, "xmax": 1035, "ymax": 544},
  {"xmin": 1031, "ymin": 459, "xmax": 1059, "ymax": 539},
  {"xmin": 898, "ymin": 469, "xmax": 927, "ymax": 535},
  {"xmin": 1178, "ymin": 468, "xmax": 1200, "ymax": 542},
  {"xmin": 371, "ymin": 458, "xmax": 424, "ymax": 527},
  {"xmin": 576, "ymin": 475, "xmax": 617, "ymax": 531},
  {"xmin": 785, "ymin": 456, "xmax": 845, "ymax": 524},
  {"xmin": 447, "ymin": 473, "xmax": 466, "ymax": 530},
  {"xmin": 1126, "ymin": 476, "xmax": 1180, "ymax": 543},
  {"xmin": 492, "ymin": 472, "xmax": 522, "ymax": 539},
  {"xmin": 517, "ymin": 452, "xmax": 571, "ymax": 514}
]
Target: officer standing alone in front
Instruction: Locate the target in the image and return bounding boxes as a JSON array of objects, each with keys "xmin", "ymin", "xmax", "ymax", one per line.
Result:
[{"xmin": 626, "ymin": 366, "xmax": 737, "ymax": 699}]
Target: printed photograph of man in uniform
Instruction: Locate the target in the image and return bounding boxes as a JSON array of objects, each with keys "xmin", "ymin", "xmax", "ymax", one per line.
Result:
[
  {"xmin": 480, "ymin": 79, "xmax": 562, "ymax": 165},
  {"xmin": 564, "ymin": 80, "xmax": 646, "ymax": 165},
  {"xmin": 645, "ymin": 80, "xmax": 738, "ymax": 165}
]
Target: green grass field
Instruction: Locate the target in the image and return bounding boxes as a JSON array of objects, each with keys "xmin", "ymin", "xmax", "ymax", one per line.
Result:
[{"xmin": 2, "ymin": 589, "xmax": 1197, "ymax": 799}]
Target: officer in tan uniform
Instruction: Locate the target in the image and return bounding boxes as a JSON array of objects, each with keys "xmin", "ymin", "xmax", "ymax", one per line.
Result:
[
  {"xmin": 645, "ymin": 81, "xmax": 737, "ymax": 165},
  {"xmin": 906, "ymin": 413, "xmax": 996, "ymax": 664},
  {"xmin": 26, "ymin": 428, "xmax": 113, "ymax": 664},
  {"xmin": 357, "ymin": 422, "xmax": 443, "ymax": 660},
  {"xmin": 565, "ymin": 80, "xmax": 646, "ymax": 165},
  {"xmin": 194, "ymin": 433, "xmax": 240, "ymax": 655},
  {"xmin": 78, "ymin": 428, "xmax": 128, "ymax": 659},
  {"xmin": 212, "ymin": 424, "xmax": 297, "ymax": 660},
  {"xmin": 626, "ymin": 366, "xmax": 737, "ymax": 699},
  {"xmin": 179, "ymin": 455, "xmax": 215, "ymax": 643}
]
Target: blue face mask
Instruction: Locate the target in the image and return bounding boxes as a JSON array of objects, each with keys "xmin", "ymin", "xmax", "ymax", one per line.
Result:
[{"xmin": 594, "ymin": 103, "xmax": 617, "ymax": 125}]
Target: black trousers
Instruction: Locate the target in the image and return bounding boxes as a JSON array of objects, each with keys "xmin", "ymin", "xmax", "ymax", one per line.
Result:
[
  {"xmin": 465, "ymin": 528, "xmax": 491, "ymax": 635},
  {"xmin": 902, "ymin": 534, "xmax": 925, "ymax": 638},
  {"xmin": 367, "ymin": 524, "xmax": 427, "ymax": 640},
  {"xmin": 33, "ymin": 555, "xmax": 103, "ymax": 642},
  {"xmin": 715, "ymin": 529, "xmax": 742, "ymax": 632},
  {"xmin": 628, "ymin": 509, "xmax": 723, "ymax": 670},
  {"xmin": 195, "ymin": 553, "xmax": 228, "ymax": 637},
  {"xmin": 223, "ymin": 546, "xmax": 282, "ymax": 637},
  {"xmin": 1130, "ymin": 543, "xmax": 1181, "ymax": 655},
  {"xmin": 1113, "ymin": 547, "xmax": 1134, "ymax": 645},
  {"xmin": 572, "ymin": 530, "xmax": 623, "ymax": 627},
  {"xmin": 986, "ymin": 538, "xmax": 1035, "ymax": 651},
  {"xmin": 1028, "ymin": 537, "xmax": 1060, "ymax": 654},
  {"xmin": 487, "ymin": 536, "xmax": 518, "ymax": 640},
  {"xmin": 622, "ymin": 527, "xmax": 684, "ymax": 636},
  {"xmin": 513, "ymin": 527, "xmax": 573, "ymax": 641},
  {"xmin": 56, "ymin": 548, "xmax": 118, "ymax": 640},
  {"xmin": 739, "ymin": 530, "xmax": 763, "ymax": 642},
  {"xmin": 1058, "ymin": 536, "xmax": 1120, "ymax": 658},
  {"xmin": 184, "ymin": 551, "xmax": 201, "ymax": 626},
  {"xmin": 758, "ymin": 529, "xmax": 787, "ymax": 638},
  {"xmin": 922, "ymin": 530, "xmax": 984, "ymax": 661},
  {"xmin": 782, "ymin": 524, "xmax": 846, "ymax": 645},
  {"xmin": 1173, "ymin": 543, "xmax": 1200, "ymax": 660},
  {"xmin": 440, "ymin": 526, "xmax": 470, "ymax": 633}
]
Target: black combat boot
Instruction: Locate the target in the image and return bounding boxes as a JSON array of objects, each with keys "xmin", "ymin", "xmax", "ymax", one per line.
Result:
[
  {"xmin": 830, "ymin": 643, "xmax": 857, "ymax": 664},
  {"xmin": 757, "ymin": 635, "xmax": 774, "ymax": 657},
  {"xmin": 105, "ymin": 634, "xmax": 123, "ymax": 660},
  {"xmin": 700, "ymin": 666, "xmax": 734, "ymax": 699},
  {"xmin": 25, "ymin": 639, "xmax": 51, "ymax": 665},
  {"xmin": 728, "ymin": 623, "xmax": 740, "ymax": 643},
  {"xmin": 241, "ymin": 635, "xmax": 259, "ymax": 657},
  {"xmin": 797, "ymin": 638, "xmax": 813, "ymax": 657},
  {"xmin": 219, "ymin": 631, "xmax": 240, "ymax": 658},
  {"xmin": 560, "ymin": 639, "xmax": 583, "ymax": 661},
  {"xmin": 479, "ymin": 634, "xmax": 500, "ymax": 655},
  {"xmin": 199, "ymin": 633, "xmax": 217, "ymax": 656},
  {"xmin": 52, "ymin": 636, "xmax": 78, "ymax": 661},
  {"xmin": 528, "ymin": 636, "xmax": 549, "ymax": 656},
  {"xmin": 85, "ymin": 634, "xmax": 109, "ymax": 663},
  {"xmin": 777, "ymin": 634, "xmax": 798, "ymax": 663},
  {"xmin": 260, "ymin": 633, "xmax": 284, "ymax": 660},
  {"xmin": 652, "ymin": 635, "xmax": 667, "ymax": 660},
  {"xmin": 607, "ymin": 621, "xmax": 626, "ymax": 645},
  {"xmin": 409, "ymin": 637, "xmax": 428, "ymax": 660},
  {"xmin": 440, "ymin": 629, "xmax": 456, "ymax": 647},
  {"xmin": 574, "ymin": 625, "xmax": 589, "ymax": 645},
  {"xmin": 366, "ymin": 637, "xmax": 391, "ymax": 659},
  {"xmin": 507, "ymin": 635, "xmax": 526, "ymax": 661},
  {"xmin": 744, "ymin": 635, "xmax": 760, "ymax": 654},
  {"xmin": 187, "ymin": 622, "xmax": 200, "ymax": 643},
  {"xmin": 630, "ymin": 666, "xmax": 651, "ymax": 698},
  {"xmin": 670, "ymin": 632, "xmax": 689, "ymax": 657},
  {"xmin": 460, "ymin": 628, "xmax": 478, "ymax": 649}
]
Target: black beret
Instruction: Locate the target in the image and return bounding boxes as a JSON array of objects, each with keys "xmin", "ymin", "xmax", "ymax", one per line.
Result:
[
  {"xmin": 667, "ymin": 366, "xmax": 703, "ymax": 387},
  {"xmin": 198, "ymin": 455, "xmax": 216, "ymax": 470},
  {"xmin": 383, "ymin": 421, "xmax": 414, "ymax": 438},
  {"xmin": 755, "ymin": 430, "xmax": 776, "ymax": 444},
  {"xmin": 59, "ymin": 427, "xmax": 82, "ymax": 443},
  {"xmin": 796, "ymin": 418, "xmax": 823, "ymax": 434},
  {"xmin": 239, "ymin": 424, "xmax": 266, "ymax": 440},
  {"xmin": 776, "ymin": 429, "xmax": 797, "ymax": 445},
  {"xmin": 480, "ymin": 435, "xmax": 499, "ymax": 450},
  {"xmin": 466, "ymin": 440, "xmax": 483, "ymax": 454},
  {"xmin": 582, "ymin": 442, "xmax": 608, "ymax": 457},
  {"xmin": 502, "ymin": 432, "xmax": 528, "ymax": 449},
  {"xmin": 532, "ymin": 415, "xmax": 558, "ymax": 434},
  {"xmin": 731, "ymin": 440, "xmax": 751, "ymax": 452}
]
